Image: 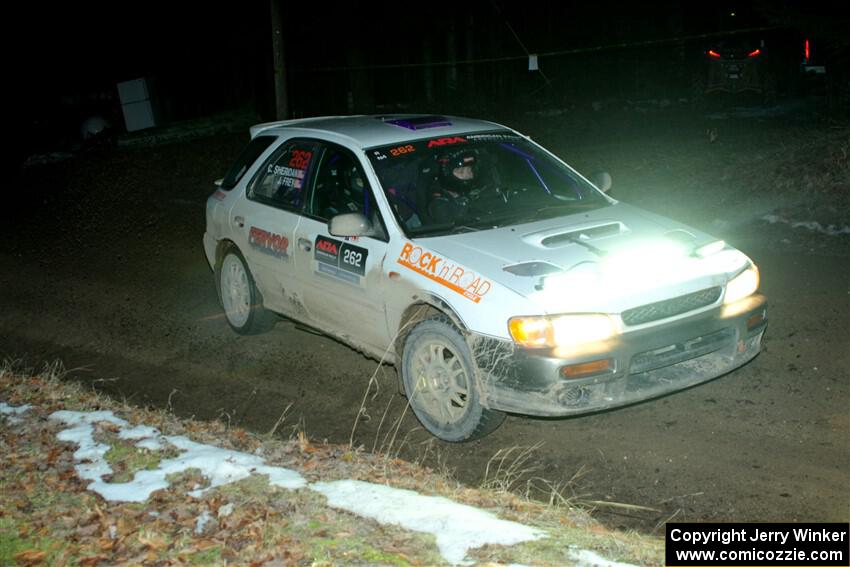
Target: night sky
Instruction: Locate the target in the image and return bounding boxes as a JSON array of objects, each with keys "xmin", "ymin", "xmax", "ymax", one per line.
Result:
[{"xmin": 11, "ymin": 1, "xmax": 849, "ymax": 142}]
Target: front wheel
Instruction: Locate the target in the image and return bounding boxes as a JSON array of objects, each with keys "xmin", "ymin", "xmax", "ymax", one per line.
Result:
[
  {"xmin": 401, "ymin": 318, "xmax": 505, "ymax": 442},
  {"xmin": 215, "ymin": 246, "xmax": 274, "ymax": 335}
]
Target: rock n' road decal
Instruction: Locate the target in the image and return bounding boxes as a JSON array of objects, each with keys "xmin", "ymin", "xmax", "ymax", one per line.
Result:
[{"xmin": 397, "ymin": 242, "xmax": 491, "ymax": 303}]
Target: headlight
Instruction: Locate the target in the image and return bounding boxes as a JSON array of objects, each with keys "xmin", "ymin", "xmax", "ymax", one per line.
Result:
[
  {"xmin": 724, "ymin": 264, "xmax": 759, "ymax": 304},
  {"xmin": 508, "ymin": 314, "xmax": 617, "ymax": 349}
]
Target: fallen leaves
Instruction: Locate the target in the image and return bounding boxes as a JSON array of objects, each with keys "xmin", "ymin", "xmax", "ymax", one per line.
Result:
[
  {"xmin": 0, "ymin": 366, "xmax": 659, "ymax": 567},
  {"xmin": 298, "ymin": 430, "xmax": 317, "ymax": 454},
  {"xmin": 137, "ymin": 530, "xmax": 169, "ymax": 552},
  {"xmin": 77, "ymin": 554, "xmax": 109, "ymax": 567},
  {"xmin": 12, "ymin": 550, "xmax": 46, "ymax": 566}
]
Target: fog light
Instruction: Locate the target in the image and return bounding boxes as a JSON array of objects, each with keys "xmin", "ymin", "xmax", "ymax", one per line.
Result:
[
  {"xmin": 747, "ymin": 311, "xmax": 766, "ymax": 330},
  {"xmin": 560, "ymin": 359, "xmax": 613, "ymax": 379},
  {"xmin": 556, "ymin": 386, "xmax": 590, "ymax": 407}
]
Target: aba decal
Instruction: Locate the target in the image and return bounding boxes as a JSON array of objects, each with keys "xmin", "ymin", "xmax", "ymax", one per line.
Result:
[
  {"xmin": 315, "ymin": 235, "xmax": 368, "ymax": 284},
  {"xmin": 426, "ymin": 136, "xmax": 467, "ymax": 148}
]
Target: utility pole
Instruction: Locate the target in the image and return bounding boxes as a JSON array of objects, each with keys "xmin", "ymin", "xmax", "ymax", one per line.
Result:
[{"xmin": 270, "ymin": 0, "xmax": 288, "ymax": 120}]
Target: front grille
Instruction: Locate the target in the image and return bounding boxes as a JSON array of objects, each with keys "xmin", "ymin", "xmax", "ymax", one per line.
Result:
[
  {"xmin": 629, "ymin": 327, "xmax": 734, "ymax": 374},
  {"xmin": 622, "ymin": 286, "xmax": 722, "ymax": 326}
]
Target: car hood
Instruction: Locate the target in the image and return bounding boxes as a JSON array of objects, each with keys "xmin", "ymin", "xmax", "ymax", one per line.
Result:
[{"xmin": 418, "ymin": 202, "xmax": 749, "ymax": 315}]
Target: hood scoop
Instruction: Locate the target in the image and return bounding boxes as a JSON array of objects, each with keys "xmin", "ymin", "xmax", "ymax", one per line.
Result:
[
  {"xmin": 539, "ymin": 222, "xmax": 625, "ymax": 248},
  {"xmin": 502, "ymin": 261, "xmax": 563, "ymax": 277}
]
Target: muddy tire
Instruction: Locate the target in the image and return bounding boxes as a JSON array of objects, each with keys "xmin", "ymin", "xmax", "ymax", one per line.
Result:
[
  {"xmin": 401, "ymin": 317, "xmax": 505, "ymax": 442},
  {"xmin": 215, "ymin": 246, "xmax": 275, "ymax": 335}
]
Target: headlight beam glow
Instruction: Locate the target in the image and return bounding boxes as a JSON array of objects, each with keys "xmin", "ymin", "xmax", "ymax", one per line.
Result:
[
  {"xmin": 509, "ymin": 314, "xmax": 617, "ymax": 349},
  {"xmin": 724, "ymin": 264, "xmax": 760, "ymax": 304}
]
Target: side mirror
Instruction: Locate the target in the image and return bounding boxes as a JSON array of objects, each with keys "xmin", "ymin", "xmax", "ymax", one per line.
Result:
[
  {"xmin": 329, "ymin": 212, "xmax": 373, "ymax": 237},
  {"xmin": 592, "ymin": 171, "xmax": 612, "ymax": 193},
  {"xmin": 214, "ymin": 178, "xmax": 224, "ymax": 188}
]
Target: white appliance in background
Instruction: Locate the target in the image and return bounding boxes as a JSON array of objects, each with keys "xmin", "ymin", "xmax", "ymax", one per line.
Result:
[{"xmin": 117, "ymin": 78, "xmax": 157, "ymax": 132}]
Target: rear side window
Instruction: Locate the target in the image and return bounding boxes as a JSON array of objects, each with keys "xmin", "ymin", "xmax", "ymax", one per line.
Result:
[
  {"xmin": 220, "ymin": 135, "xmax": 276, "ymax": 190},
  {"xmin": 248, "ymin": 140, "xmax": 319, "ymax": 211}
]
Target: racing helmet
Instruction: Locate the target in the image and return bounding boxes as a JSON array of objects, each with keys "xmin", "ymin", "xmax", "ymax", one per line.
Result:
[{"xmin": 439, "ymin": 149, "xmax": 478, "ymax": 193}]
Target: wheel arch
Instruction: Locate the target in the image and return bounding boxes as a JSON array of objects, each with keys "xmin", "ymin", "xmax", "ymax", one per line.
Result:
[
  {"xmin": 393, "ymin": 295, "xmax": 469, "ymax": 394},
  {"xmin": 213, "ymin": 238, "xmax": 244, "ymax": 305},
  {"xmin": 214, "ymin": 238, "xmax": 276, "ymax": 334},
  {"xmin": 215, "ymin": 238, "xmax": 240, "ymax": 267},
  {"xmin": 395, "ymin": 295, "xmax": 468, "ymax": 348}
]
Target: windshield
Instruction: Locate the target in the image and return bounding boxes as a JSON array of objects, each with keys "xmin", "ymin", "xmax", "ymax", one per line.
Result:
[{"xmin": 366, "ymin": 131, "xmax": 610, "ymax": 237}]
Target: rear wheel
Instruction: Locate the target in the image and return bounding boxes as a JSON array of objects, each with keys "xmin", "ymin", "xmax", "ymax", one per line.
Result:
[
  {"xmin": 215, "ymin": 246, "xmax": 274, "ymax": 335},
  {"xmin": 401, "ymin": 318, "xmax": 505, "ymax": 442}
]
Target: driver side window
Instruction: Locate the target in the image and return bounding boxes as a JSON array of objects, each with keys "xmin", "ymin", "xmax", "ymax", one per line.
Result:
[{"xmin": 308, "ymin": 143, "xmax": 386, "ymax": 239}]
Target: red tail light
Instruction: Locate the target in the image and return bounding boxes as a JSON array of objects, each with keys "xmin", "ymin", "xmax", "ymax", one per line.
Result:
[
  {"xmin": 708, "ymin": 50, "xmax": 721, "ymax": 58},
  {"xmin": 805, "ymin": 39, "xmax": 810, "ymax": 63},
  {"xmin": 748, "ymin": 49, "xmax": 761, "ymax": 58}
]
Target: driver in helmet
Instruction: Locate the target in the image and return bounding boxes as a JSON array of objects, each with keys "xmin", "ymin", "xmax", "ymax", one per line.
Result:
[{"xmin": 428, "ymin": 149, "xmax": 481, "ymax": 223}]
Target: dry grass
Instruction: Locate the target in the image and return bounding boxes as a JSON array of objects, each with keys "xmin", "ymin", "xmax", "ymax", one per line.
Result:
[{"xmin": 0, "ymin": 360, "xmax": 664, "ymax": 565}]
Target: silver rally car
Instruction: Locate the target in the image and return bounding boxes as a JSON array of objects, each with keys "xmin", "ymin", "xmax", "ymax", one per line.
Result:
[{"xmin": 203, "ymin": 115, "xmax": 767, "ymax": 442}]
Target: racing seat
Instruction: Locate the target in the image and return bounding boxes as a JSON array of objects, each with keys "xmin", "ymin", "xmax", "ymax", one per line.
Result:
[{"xmin": 382, "ymin": 159, "xmax": 429, "ymax": 230}]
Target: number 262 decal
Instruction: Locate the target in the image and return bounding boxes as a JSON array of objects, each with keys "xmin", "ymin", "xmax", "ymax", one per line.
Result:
[
  {"xmin": 389, "ymin": 144, "xmax": 415, "ymax": 157},
  {"xmin": 343, "ymin": 249, "xmax": 363, "ymax": 268},
  {"xmin": 289, "ymin": 149, "xmax": 313, "ymax": 169},
  {"xmin": 315, "ymin": 235, "xmax": 368, "ymax": 277}
]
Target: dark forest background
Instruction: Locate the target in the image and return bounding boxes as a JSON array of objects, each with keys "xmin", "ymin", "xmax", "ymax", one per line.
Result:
[{"xmin": 10, "ymin": 0, "xmax": 849, "ymax": 148}]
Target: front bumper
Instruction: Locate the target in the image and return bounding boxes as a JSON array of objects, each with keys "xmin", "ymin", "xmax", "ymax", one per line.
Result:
[
  {"xmin": 475, "ymin": 294, "xmax": 767, "ymax": 417},
  {"xmin": 706, "ymin": 60, "xmax": 764, "ymax": 93}
]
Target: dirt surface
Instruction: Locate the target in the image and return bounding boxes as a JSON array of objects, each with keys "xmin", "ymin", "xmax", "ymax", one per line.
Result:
[{"xmin": 3, "ymin": 100, "xmax": 848, "ymax": 533}]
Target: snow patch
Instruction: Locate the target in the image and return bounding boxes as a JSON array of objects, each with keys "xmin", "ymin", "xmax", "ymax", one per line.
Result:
[
  {"xmin": 50, "ymin": 411, "xmax": 129, "ymax": 482},
  {"xmin": 136, "ymin": 437, "xmax": 165, "ymax": 451},
  {"xmin": 119, "ymin": 424, "xmax": 160, "ymax": 440},
  {"xmin": 707, "ymin": 105, "xmax": 786, "ymax": 120},
  {"xmin": 48, "ymin": 409, "xmax": 546, "ymax": 564},
  {"xmin": 194, "ymin": 510, "xmax": 214, "ymax": 535},
  {"xmin": 0, "ymin": 402, "xmax": 31, "ymax": 424},
  {"xmin": 312, "ymin": 479, "xmax": 545, "ymax": 565},
  {"xmin": 762, "ymin": 214, "xmax": 850, "ymax": 236},
  {"xmin": 0, "ymin": 401, "xmax": 32, "ymax": 415},
  {"xmin": 569, "ymin": 547, "xmax": 637, "ymax": 567},
  {"xmin": 23, "ymin": 151, "xmax": 74, "ymax": 167},
  {"xmin": 163, "ymin": 436, "xmax": 308, "ymax": 498},
  {"xmin": 49, "ymin": 409, "xmax": 307, "ymax": 502}
]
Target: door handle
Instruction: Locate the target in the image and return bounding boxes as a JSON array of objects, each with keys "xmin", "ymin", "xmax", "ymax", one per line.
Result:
[
  {"xmin": 298, "ymin": 238, "xmax": 312, "ymax": 252},
  {"xmin": 233, "ymin": 215, "xmax": 245, "ymax": 228}
]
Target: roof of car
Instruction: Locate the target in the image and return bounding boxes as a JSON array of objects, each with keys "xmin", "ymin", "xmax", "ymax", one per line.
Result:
[{"xmin": 248, "ymin": 115, "xmax": 511, "ymax": 148}]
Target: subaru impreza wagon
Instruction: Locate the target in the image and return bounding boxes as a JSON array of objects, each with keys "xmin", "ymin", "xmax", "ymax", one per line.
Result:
[{"xmin": 203, "ymin": 115, "xmax": 767, "ymax": 442}]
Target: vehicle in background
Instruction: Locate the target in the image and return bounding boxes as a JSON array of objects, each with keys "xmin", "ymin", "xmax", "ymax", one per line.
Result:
[{"xmin": 692, "ymin": 36, "xmax": 777, "ymax": 105}]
